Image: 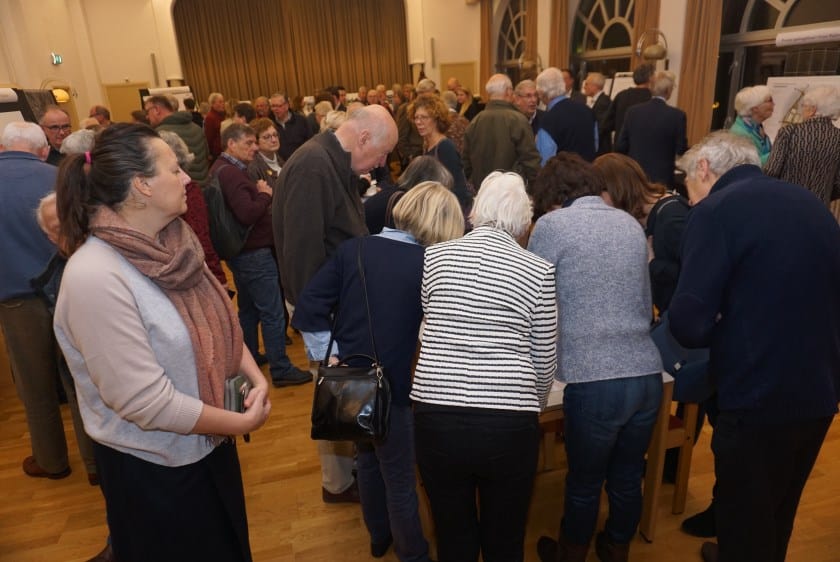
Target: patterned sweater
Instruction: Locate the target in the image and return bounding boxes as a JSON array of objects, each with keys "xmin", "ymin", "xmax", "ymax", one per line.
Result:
[{"xmin": 410, "ymin": 227, "xmax": 558, "ymax": 412}]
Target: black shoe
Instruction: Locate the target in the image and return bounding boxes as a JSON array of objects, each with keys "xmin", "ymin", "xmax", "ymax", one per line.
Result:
[
  {"xmin": 537, "ymin": 536, "xmax": 558, "ymax": 562},
  {"xmin": 322, "ymin": 480, "xmax": 360, "ymax": 504},
  {"xmin": 271, "ymin": 366, "xmax": 311, "ymax": 387},
  {"xmin": 371, "ymin": 534, "xmax": 393, "ymax": 558},
  {"xmin": 254, "ymin": 353, "xmax": 269, "ymax": 366},
  {"xmin": 681, "ymin": 503, "xmax": 716, "ymax": 538}
]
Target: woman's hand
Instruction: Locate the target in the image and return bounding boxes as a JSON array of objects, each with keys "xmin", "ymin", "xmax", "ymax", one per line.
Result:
[{"xmin": 241, "ymin": 387, "xmax": 271, "ymax": 433}]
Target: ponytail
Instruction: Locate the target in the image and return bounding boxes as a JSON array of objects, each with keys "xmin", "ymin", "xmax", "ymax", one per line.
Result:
[{"xmin": 55, "ymin": 153, "xmax": 93, "ymax": 256}]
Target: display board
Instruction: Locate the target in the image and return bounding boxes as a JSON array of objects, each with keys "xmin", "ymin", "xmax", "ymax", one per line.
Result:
[
  {"xmin": 608, "ymin": 72, "xmax": 636, "ymax": 99},
  {"xmin": 138, "ymin": 86, "xmax": 195, "ymax": 111},
  {"xmin": 0, "ymin": 88, "xmax": 56, "ymax": 131},
  {"xmin": 764, "ymin": 75, "xmax": 840, "ymax": 142}
]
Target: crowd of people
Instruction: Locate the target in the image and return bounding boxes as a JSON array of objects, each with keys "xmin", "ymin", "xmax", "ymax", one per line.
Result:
[{"xmin": 1, "ymin": 63, "xmax": 839, "ymax": 562}]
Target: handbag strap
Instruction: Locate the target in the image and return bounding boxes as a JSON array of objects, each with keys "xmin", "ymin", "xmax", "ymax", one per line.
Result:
[{"xmin": 322, "ymin": 238, "xmax": 380, "ymax": 365}]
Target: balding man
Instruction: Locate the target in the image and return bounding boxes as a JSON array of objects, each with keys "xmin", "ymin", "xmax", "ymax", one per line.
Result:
[
  {"xmin": 253, "ymin": 96, "xmax": 271, "ymax": 119},
  {"xmin": 583, "ymin": 72, "xmax": 612, "ymax": 154},
  {"xmin": 39, "ymin": 105, "xmax": 71, "ymax": 166},
  {"xmin": 463, "ymin": 74, "xmax": 541, "ymax": 188},
  {"xmin": 204, "ymin": 92, "xmax": 226, "ymax": 160},
  {"xmin": 273, "ymin": 105, "xmax": 397, "ymax": 504},
  {"xmin": 0, "ymin": 122, "xmax": 91, "ymax": 482},
  {"xmin": 145, "ymin": 95, "xmax": 210, "ymax": 185},
  {"xmin": 536, "ymin": 67, "xmax": 598, "ymax": 163},
  {"xmin": 446, "ymin": 77, "xmax": 462, "ymax": 92}
]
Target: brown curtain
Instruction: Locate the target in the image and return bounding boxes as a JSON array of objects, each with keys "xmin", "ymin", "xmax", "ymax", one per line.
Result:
[
  {"xmin": 676, "ymin": 0, "xmax": 723, "ymax": 146},
  {"xmin": 631, "ymin": 0, "xmax": 661, "ymax": 68},
  {"xmin": 172, "ymin": 0, "xmax": 409, "ymax": 103},
  {"xmin": 525, "ymin": 0, "xmax": 538, "ymax": 61},
  {"xmin": 480, "ymin": 0, "xmax": 493, "ymax": 96},
  {"xmin": 549, "ymin": 0, "xmax": 569, "ymax": 67}
]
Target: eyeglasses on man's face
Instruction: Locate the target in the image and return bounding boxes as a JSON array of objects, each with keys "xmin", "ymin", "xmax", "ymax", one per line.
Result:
[{"xmin": 43, "ymin": 124, "xmax": 71, "ymax": 132}]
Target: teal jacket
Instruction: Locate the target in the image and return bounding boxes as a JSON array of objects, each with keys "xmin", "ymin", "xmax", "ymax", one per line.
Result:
[{"xmin": 729, "ymin": 115, "xmax": 771, "ymax": 166}]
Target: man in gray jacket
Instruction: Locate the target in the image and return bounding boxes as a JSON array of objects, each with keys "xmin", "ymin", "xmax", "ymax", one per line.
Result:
[
  {"xmin": 463, "ymin": 74, "xmax": 541, "ymax": 189},
  {"xmin": 145, "ymin": 95, "xmax": 210, "ymax": 185}
]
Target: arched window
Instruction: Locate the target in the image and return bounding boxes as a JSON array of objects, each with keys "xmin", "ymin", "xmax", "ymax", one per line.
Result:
[
  {"xmin": 571, "ymin": 0, "xmax": 635, "ymax": 76},
  {"xmin": 496, "ymin": 0, "xmax": 532, "ymax": 82}
]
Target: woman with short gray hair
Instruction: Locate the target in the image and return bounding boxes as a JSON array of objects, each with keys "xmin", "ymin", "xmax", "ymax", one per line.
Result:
[
  {"xmin": 729, "ymin": 85, "xmax": 774, "ymax": 165},
  {"xmin": 765, "ymin": 85, "xmax": 840, "ymax": 207},
  {"xmin": 411, "ymin": 170, "xmax": 557, "ymax": 562}
]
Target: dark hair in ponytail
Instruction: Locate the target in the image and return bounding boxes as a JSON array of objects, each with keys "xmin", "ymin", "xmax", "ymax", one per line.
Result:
[{"xmin": 56, "ymin": 123, "xmax": 159, "ymax": 255}]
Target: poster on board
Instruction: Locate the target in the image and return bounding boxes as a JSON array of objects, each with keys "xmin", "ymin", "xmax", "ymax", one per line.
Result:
[
  {"xmin": 764, "ymin": 75, "xmax": 840, "ymax": 142},
  {"xmin": 138, "ymin": 86, "xmax": 195, "ymax": 111}
]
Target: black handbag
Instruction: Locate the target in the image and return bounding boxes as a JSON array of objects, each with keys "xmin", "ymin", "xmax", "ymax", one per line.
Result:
[{"xmin": 310, "ymin": 240, "xmax": 392, "ymax": 444}]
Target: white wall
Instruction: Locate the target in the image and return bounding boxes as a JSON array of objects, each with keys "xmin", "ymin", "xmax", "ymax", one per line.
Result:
[{"xmin": 415, "ymin": 0, "xmax": 482, "ymax": 89}]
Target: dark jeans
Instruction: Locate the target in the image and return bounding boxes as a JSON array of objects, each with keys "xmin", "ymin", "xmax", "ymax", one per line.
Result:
[
  {"xmin": 228, "ymin": 248, "xmax": 292, "ymax": 378},
  {"xmin": 414, "ymin": 407, "xmax": 539, "ymax": 562},
  {"xmin": 713, "ymin": 412, "xmax": 832, "ymax": 562},
  {"xmin": 95, "ymin": 440, "xmax": 251, "ymax": 562},
  {"xmin": 357, "ymin": 405, "xmax": 429, "ymax": 562},
  {"xmin": 562, "ymin": 373, "xmax": 662, "ymax": 545}
]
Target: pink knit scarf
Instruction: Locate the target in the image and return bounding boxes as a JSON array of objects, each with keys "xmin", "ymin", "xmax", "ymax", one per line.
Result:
[{"xmin": 90, "ymin": 206, "xmax": 242, "ymax": 410}]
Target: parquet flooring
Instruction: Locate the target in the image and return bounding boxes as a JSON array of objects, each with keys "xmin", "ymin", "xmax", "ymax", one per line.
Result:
[{"xmin": 1, "ymin": 337, "xmax": 839, "ymax": 561}]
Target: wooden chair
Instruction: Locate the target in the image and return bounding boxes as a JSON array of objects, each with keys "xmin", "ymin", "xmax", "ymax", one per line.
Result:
[{"xmin": 639, "ymin": 376, "xmax": 699, "ymax": 541}]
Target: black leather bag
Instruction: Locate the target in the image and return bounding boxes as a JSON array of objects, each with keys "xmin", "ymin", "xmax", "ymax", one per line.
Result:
[{"xmin": 310, "ymin": 240, "xmax": 392, "ymax": 444}]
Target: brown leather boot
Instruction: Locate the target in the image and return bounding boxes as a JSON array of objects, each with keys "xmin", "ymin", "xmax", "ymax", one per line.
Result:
[
  {"xmin": 595, "ymin": 531, "xmax": 630, "ymax": 562},
  {"xmin": 537, "ymin": 535, "xmax": 590, "ymax": 562}
]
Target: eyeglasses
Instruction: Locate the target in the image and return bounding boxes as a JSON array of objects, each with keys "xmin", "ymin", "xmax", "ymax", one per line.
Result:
[
  {"xmin": 260, "ymin": 133, "xmax": 279, "ymax": 140},
  {"xmin": 44, "ymin": 124, "xmax": 71, "ymax": 132},
  {"xmin": 413, "ymin": 114, "xmax": 432, "ymax": 122}
]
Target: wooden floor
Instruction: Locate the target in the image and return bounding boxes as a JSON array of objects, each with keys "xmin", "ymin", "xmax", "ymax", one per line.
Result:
[{"xmin": 1, "ymin": 337, "xmax": 839, "ymax": 562}]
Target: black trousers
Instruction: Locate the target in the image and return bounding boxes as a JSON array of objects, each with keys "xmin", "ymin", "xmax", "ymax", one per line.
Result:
[
  {"xmin": 94, "ymin": 440, "xmax": 252, "ymax": 562},
  {"xmin": 712, "ymin": 412, "xmax": 832, "ymax": 562},
  {"xmin": 414, "ymin": 408, "xmax": 539, "ymax": 562}
]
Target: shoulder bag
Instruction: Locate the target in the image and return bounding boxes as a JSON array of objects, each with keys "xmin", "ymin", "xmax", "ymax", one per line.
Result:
[{"xmin": 310, "ymin": 239, "xmax": 392, "ymax": 444}]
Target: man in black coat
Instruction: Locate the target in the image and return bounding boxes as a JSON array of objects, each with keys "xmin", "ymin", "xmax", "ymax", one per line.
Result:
[
  {"xmin": 605, "ymin": 63, "xmax": 653, "ymax": 141},
  {"xmin": 615, "ymin": 70, "xmax": 687, "ymax": 187},
  {"xmin": 562, "ymin": 68, "xmax": 588, "ymax": 105},
  {"xmin": 583, "ymin": 72, "xmax": 612, "ymax": 155},
  {"xmin": 535, "ymin": 67, "xmax": 598, "ymax": 164}
]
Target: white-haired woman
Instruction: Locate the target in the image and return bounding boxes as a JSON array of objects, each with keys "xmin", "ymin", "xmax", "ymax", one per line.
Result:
[
  {"xmin": 765, "ymin": 85, "xmax": 840, "ymax": 207},
  {"xmin": 729, "ymin": 85, "xmax": 775, "ymax": 165},
  {"xmin": 293, "ymin": 182, "xmax": 464, "ymax": 562},
  {"xmin": 411, "ymin": 171, "xmax": 558, "ymax": 562}
]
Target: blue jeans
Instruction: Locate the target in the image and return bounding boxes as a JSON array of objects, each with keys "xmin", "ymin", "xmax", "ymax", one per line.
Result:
[
  {"xmin": 357, "ymin": 405, "xmax": 429, "ymax": 562},
  {"xmin": 562, "ymin": 373, "xmax": 662, "ymax": 545},
  {"xmin": 227, "ymin": 248, "xmax": 291, "ymax": 378}
]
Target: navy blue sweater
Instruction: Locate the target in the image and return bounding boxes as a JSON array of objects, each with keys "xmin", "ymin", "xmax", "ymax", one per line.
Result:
[
  {"xmin": 670, "ymin": 165, "xmax": 840, "ymax": 423},
  {"xmin": 292, "ymin": 235, "xmax": 424, "ymax": 406}
]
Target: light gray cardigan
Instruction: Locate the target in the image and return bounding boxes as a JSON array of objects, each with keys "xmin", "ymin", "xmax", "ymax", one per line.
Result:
[{"xmin": 528, "ymin": 196, "xmax": 662, "ymax": 383}]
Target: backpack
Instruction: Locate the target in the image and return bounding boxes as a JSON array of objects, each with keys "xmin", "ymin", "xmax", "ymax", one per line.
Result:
[{"xmin": 203, "ymin": 164, "xmax": 252, "ymax": 260}]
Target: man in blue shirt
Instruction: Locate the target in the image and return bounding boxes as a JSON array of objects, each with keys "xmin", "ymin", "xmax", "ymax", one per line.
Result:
[
  {"xmin": 0, "ymin": 122, "xmax": 77, "ymax": 480},
  {"xmin": 535, "ymin": 67, "xmax": 598, "ymax": 164}
]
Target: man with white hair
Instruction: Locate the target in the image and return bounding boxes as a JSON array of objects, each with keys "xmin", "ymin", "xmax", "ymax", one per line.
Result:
[
  {"xmin": 535, "ymin": 67, "xmax": 598, "ymax": 164},
  {"xmin": 462, "ymin": 73, "xmax": 541, "ymax": 188},
  {"xmin": 273, "ymin": 104, "xmax": 398, "ymax": 504},
  {"xmin": 670, "ymin": 131, "xmax": 840, "ymax": 562},
  {"xmin": 729, "ymin": 85, "xmax": 774, "ymax": 165},
  {"xmin": 0, "ymin": 122, "xmax": 86, "ymax": 482},
  {"xmin": 583, "ymin": 72, "xmax": 612, "ymax": 154},
  {"xmin": 616, "ymin": 70, "xmax": 687, "ymax": 187}
]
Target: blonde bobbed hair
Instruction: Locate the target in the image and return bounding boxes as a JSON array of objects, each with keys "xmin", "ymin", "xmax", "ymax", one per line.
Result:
[{"xmin": 392, "ymin": 181, "xmax": 464, "ymax": 246}]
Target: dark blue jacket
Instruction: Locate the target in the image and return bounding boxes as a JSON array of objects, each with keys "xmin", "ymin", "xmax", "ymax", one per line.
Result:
[
  {"xmin": 615, "ymin": 97, "xmax": 687, "ymax": 187},
  {"xmin": 670, "ymin": 165, "xmax": 840, "ymax": 423},
  {"xmin": 292, "ymin": 235, "xmax": 424, "ymax": 406},
  {"xmin": 539, "ymin": 98, "xmax": 597, "ymax": 162}
]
